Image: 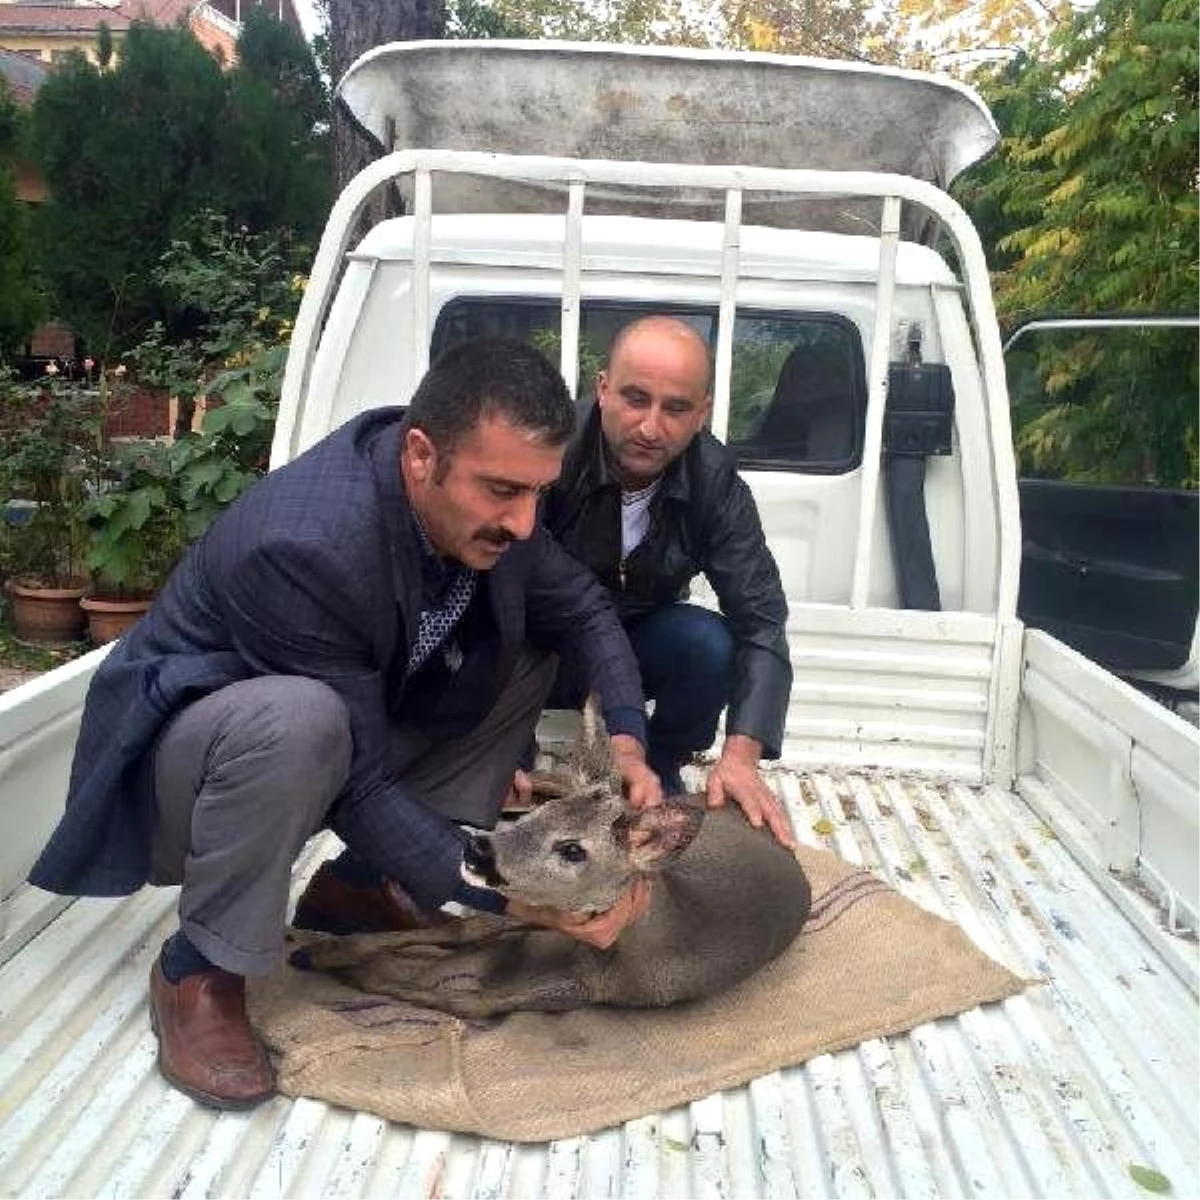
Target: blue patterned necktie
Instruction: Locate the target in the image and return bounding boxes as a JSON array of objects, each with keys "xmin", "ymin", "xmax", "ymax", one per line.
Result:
[
  {"xmin": 406, "ymin": 566, "xmax": 476, "ymax": 675},
  {"xmin": 406, "ymin": 513, "xmax": 477, "ymax": 676}
]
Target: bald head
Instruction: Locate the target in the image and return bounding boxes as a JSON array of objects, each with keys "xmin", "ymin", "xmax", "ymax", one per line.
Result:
[
  {"xmin": 596, "ymin": 315, "xmax": 714, "ymax": 489},
  {"xmin": 607, "ymin": 316, "xmax": 713, "ymax": 392}
]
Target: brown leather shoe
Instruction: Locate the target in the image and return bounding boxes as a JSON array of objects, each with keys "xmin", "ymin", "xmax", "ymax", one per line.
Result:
[
  {"xmin": 291, "ymin": 861, "xmax": 451, "ymax": 935},
  {"xmin": 149, "ymin": 959, "xmax": 274, "ymax": 1109}
]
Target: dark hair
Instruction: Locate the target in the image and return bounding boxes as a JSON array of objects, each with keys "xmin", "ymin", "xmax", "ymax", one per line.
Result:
[{"xmin": 403, "ymin": 337, "xmax": 575, "ymax": 456}]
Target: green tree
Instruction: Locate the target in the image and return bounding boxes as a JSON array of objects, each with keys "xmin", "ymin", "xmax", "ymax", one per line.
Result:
[
  {"xmin": 719, "ymin": 0, "xmax": 907, "ymax": 62},
  {"xmin": 457, "ymin": 0, "xmax": 714, "ymax": 44},
  {"xmin": 216, "ymin": 8, "xmax": 331, "ymax": 238},
  {"xmin": 984, "ymin": 0, "xmax": 1198, "ymax": 319},
  {"xmin": 953, "ymin": 51, "xmax": 1067, "ymax": 283},
  {"xmin": 0, "ymin": 83, "xmax": 43, "ymax": 359},
  {"xmin": 446, "ymin": 0, "xmax": 529, "ymax": 37},
  {"xmin": 33, "ymin": 23, "xmax": 229, "ymax": 353},
  {"xmin": 955, "ymin": 0, "xmax": 1199, "ymax": 486},
  {"xmin": 897, "ymin": 0, "xmax": 1076, "ymax": 73},
  {"xmin": 31, "ymin": 17, "xmax": 329, "ymax": 356}
]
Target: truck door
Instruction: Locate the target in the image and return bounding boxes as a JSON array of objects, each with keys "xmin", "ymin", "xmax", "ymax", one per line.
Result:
[{"xmin": 1004, "ymin": 317, "xmax": 1199, "ymax": 695}]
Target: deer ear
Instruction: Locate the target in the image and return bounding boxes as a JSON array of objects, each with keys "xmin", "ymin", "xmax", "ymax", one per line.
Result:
[
  {"xmin": 615, "ymin": 799, "xmax": 704, "ymax": 871},
  {"xmin": 572, "ymin": 692, "xmax": 621, "ymax": 789},
  {"xmin": 526, "ymin": 770, "xmax": 576, "ymax": 803}
]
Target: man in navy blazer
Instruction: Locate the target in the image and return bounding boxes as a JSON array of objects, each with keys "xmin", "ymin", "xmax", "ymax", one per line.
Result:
[{"xmin": 29, "ymin": 339, "xmax": 660, "ymax": 1109}]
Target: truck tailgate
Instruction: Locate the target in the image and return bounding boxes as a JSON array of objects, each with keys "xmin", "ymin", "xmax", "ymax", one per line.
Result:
[{"xmin": 1, "ymin": 766, "xmax": 1196, "ymax": 1200}]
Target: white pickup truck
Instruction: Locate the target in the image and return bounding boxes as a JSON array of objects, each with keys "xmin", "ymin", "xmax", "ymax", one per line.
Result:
[{"xmin": 1, "ymin": 43, "xmax": 1196, "ymax": 1200}]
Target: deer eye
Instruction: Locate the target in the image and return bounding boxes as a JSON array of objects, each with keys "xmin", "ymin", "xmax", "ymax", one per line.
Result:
[{"xmin": 554, "ymin": 839, "xmax": 588, "ymax": 864}]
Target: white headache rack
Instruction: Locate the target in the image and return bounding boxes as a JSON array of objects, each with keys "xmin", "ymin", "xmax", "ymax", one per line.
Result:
[{"xmin": 274, "ymin": 149, "xmax": 1022, "ymax": 629}]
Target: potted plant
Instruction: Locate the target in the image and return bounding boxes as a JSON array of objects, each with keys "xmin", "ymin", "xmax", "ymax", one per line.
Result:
[
  {"xmin": 81, "ymin": 443, "xmax": 189, "ymax": 643},
  {"xmin": 0, "ymin": 365, "xmax": 102, "ymax": 644}
]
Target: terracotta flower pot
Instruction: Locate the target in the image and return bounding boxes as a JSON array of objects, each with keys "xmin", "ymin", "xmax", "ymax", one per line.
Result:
[
  {"xmin": 80, "ymin": 594, "xmax": 153, "ymax": 645},
  {"xmin": 9, "ymin": 580, "xmax": 88, "ymax": 646}
]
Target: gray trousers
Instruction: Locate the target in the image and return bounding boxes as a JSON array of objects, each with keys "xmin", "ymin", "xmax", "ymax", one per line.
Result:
[{"xmin": 149, "ymin": 649, "xmax": 555, "ymax": 976}]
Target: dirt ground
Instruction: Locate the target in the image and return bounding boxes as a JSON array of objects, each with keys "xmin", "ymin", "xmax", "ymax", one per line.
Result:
[
  {"xmin": 0, "ymin": 614, "xmax": 89, "ymax": 693},
  {"xmin": 0, "ymin": 665, "xmax": 45, "ymax": 692}
]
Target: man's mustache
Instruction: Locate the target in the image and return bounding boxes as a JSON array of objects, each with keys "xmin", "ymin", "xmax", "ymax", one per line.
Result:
[{"xmin": 477, "ymin": 527, "xmax": 516, "ymax": 547}]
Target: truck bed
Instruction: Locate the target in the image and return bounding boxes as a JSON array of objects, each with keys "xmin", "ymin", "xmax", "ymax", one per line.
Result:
[{"xmin": 2, "ymin": 763, "xmax": 1196, "ymax": 1200}]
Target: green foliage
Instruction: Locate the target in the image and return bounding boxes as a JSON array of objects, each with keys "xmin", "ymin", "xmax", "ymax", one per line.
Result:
[
  {"xmin": 96, "ymin": 21, "xmax": 114, "ymax": 69},
  {"xmin": 968, "ymin": 0, "xmax": 1199, "ymax": 320},
  {"xmin": 70, "ymin": 212, "xmax": 301, "ymax": 598},
  {"xmin": 445, "ymin": 0, "xmax": 715, "ymax": 45},
  {"xmin": 238, "ymin": 6, "xmax": 328, "ymax": 124},
  {"xmin": 526, "ymin": 327, "xmax": 608, "ymax": 399},
  {"xmin": 31, "ymin": 17, "xmax": 329, "ymax": 356},
  {"xmin": 122, "ymin": 212, "xmax": 303, "ymax": 546},
  {"xmin": 957, "ymin": 0, "xmax": 1199, "ymax": 487},
  {"xmin": 727, "ymin": 337, "xmax": 793, "ymax": 441},
  {"xmin": 1007, "ymin": 325, "xmax": 1198, "ymax": 488},
  {"xmin": 130, "ymin": 211, "xmax": 304, "ymax": 408},
  {"xmin": 167, "ymin": 343, "xmax": 286, "ymax": 535},
  {"xmin": 83, "ymin": 443, "xmax": 189, "ymax": 596},
  {"xmin": 217, "ymin": 9, "xmax": 331, "ymax": 236},
  {"xmin": 32, "ymin": 24, "xmax": 229, "ymax": 352},
  {"xmin": 953, "ymin": 52, "xmax": 1067, "ymax": 278},
  {"xmin": 0, "ymin": 366, "xmax": 106, "ymax": 586},
  {"xmin": 0, "ymin": 83, "xmax": 45, "ymax": 358},
  {"xmin": 446, "ymin": 0, "xmax": 529, "ymax": 37},
  {"xmin": 721, "ymin": 0, "xmax": 906, "ymax": 61}
]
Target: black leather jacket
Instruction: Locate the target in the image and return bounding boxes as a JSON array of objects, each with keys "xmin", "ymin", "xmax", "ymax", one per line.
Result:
[{"xmin": 543, "ymin": 404, "xmax": 793, "ymax": 758}]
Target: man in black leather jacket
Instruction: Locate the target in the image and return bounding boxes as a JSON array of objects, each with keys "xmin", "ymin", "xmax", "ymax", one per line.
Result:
[{"xmin": 543, "ymin": 315, "xmax": 794, "ymax": 844}]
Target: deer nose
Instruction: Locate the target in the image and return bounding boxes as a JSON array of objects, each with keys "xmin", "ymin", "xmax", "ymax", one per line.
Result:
[{"xmin": 463, "ymin": 833, "xmax": 507, "ymax": 888}]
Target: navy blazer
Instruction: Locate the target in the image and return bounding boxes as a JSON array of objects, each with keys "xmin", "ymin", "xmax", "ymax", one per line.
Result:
[{"xmin": 29, "ymin": 409, "xmax": 644, "ymax": 906}]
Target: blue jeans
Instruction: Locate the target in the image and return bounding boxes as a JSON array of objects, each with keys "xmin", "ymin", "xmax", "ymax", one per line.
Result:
[{"xmin": 629, "ymin": 604, "xmax": 734, "ymax": 791}]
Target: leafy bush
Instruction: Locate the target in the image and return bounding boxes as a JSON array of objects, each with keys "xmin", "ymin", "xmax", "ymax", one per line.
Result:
[
  {"xmin": 0, "ymin": 365, "xmax": 106, "ymax": 587},
  {"xmin": 94, "ymin": 212, "xmax": 307, "ymax": 577}
]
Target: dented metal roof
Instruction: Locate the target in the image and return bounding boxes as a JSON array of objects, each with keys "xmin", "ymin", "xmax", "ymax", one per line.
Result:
[
  {"xmin": 334, "ymin": 41, "xmax": 998, "ymax": 239},
  {"xmin": 2, "ymin": 766, "xmax": 1196, "ymax": 1199}
]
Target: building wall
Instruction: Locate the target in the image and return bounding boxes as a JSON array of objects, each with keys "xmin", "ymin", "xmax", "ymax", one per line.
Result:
[
  {"xmin": 0, "ymin": 31, "xmax": 107, "ymax": 65},
  {"xmin": 109, "ymin": 386, "xmax": 172, "ymax": 440}
]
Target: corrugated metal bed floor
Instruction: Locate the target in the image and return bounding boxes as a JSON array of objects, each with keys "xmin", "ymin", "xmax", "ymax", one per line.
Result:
[{"xmin": 1, "ymin": 768, "xmax": 1196, "ymax": 1200}]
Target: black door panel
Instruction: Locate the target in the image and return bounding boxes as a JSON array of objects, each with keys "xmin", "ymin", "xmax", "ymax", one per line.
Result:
[{"xmin": 1018, "ymin": 479, "xmax": 1198, "ymax": 670}]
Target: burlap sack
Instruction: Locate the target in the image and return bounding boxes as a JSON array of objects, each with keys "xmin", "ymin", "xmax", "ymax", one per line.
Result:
[{"xmin": 248, "ymin": 844, "xmax": 1029, "ymax": 1141}]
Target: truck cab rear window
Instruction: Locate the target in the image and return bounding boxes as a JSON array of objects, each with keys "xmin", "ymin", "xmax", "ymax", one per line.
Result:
[{"xmin": 432, "ymin": 300, "xmax": 866, "ymax": 474}]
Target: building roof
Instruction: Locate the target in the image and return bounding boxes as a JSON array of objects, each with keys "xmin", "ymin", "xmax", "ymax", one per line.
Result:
[
  {"xmin": 0, "ymin": 43, "xmax": 48, "ymax": 102},
  {"xmin": 0, "ymin": 4, "xmax": 132, "ymax": 34},
  {"xmin": 0, "ymin": 0, "xmax": 244, "ymax": 65},
  {"xmin": 119, "ymin": 0, "xmax": 206, "ymax": 26},
  {"xmin": 0, "ymin": 1, "xmax": 302, "ymax": 63}
]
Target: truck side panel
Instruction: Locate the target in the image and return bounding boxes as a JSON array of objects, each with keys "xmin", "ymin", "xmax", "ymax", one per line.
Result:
[{"xmin": 1016, "ymin": 628, "xmax": 1200, "ymax": 954}]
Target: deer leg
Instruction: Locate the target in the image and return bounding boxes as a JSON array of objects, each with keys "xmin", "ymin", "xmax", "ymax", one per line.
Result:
[{"xmin": 292, "ymin": 923, "xmax": 593, "ymax": 1018}]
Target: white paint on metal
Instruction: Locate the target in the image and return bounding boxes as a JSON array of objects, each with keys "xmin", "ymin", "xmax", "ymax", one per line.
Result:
[
  {"xmin": 851, "ymin": 194, "xmax": 901, "ymax": 610},
  {"xmin": 559, "ymin": 180, "xmax": 585, "ymax": 398},
  {"xmin": 411, "ymin": 167, "xmax": 433, "ymax": 384},
  {"xmin": 709, "ymin": 187, "xmax": 742, "ymax": 443},
  {"xmin": 0, "ymin": 646, "xmax": 108, "ymax": 900},
  {"xmin": 271, "ymin": 147, "xmax": 1012, "ymax": 487},
  {"xmin": 1002, "ymin": 313, "xmax": 1200, "ymax": 353},
  {"xmin": 1017, "ymin": 629, "xmax": 1200, "ymax": 942},
  {"xmin": 783, "ymin": 603, "xmax": 996, "ymax": 779}
]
